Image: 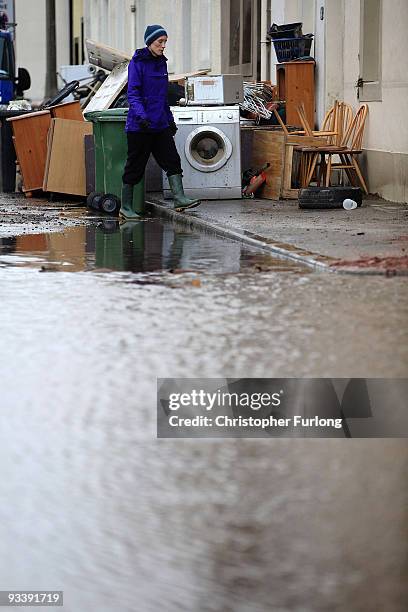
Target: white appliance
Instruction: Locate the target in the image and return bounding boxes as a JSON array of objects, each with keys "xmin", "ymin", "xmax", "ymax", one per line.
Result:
[
  {"xmin": 163, "ymin": 105, "xmax": 242, "ymax": 200},
  {"xmin": 185, "ymin": 75, "xmax": 243, "ymax": 106},
  {"xmin": 58, "ymin": 64, "xmax": 96, "ymax": 102}
]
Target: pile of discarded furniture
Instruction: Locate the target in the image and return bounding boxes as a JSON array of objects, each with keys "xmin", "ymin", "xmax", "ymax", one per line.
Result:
[
  {"xmin": 7, "ymin": 39, "xmax": 208, "ymax": 200},
  {"xmin": 6, "ymin": 27, "xmax": 369, "ymax": 204},
  {"xmin": 242, "ymin": 20, "xmax": 369, "ymax": 200},
  {"xmin": 8, "ymin": 101, "xmax": 92, "ymax": 197}
]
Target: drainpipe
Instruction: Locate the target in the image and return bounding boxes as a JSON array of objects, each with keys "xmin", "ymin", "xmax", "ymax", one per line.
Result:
[
  {"xmin": 260, "ymin": 0, "xmax": 271, "ymax": 81},
  {"xmin": 45, "ymin": 0, "xmax": 58, "ymax": 98},
  {"xmin": 130, "ymin": 2, "xmax": 136, "ymax": 48}
]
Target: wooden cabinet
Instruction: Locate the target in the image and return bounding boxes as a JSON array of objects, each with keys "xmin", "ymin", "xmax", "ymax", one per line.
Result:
[
  {"xmin": 276, "ymin": 61, "xmax": 315, "ymax": 128},
  {"xmin": 49, "ymin": 100, "xmax": 84, "ymax": 121},
  {"xmin": 7, "ymin": 111, "xmax": 51, "ymax": 193}
]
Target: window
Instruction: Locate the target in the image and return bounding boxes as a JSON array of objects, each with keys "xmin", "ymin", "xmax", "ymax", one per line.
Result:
[
  {"xmin": 229, "ymin": 1, "xmax": 240, "ymax": 67},
  {"xmin": 359, "ymin": 0, "xmax": 382, "ymax": 101},
  {"xmin": 225, "ymin": 0, "xmax": 255, "ymax": 76}
]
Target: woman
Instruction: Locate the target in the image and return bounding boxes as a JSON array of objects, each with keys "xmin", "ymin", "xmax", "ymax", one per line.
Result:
[{"xmin": 121, "ymin": 24, "xmax": 201, "ymax": 220}]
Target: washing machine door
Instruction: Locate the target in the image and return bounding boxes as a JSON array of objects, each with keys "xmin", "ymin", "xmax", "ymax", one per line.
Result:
[{"xmin": 184, "ymin": 126, "xmax": 233, "ymax": 172}]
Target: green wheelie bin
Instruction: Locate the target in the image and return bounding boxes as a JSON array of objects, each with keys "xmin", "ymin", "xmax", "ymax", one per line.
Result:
[{"xmin": 84, "ymin": 108, "xmax": 145, "ymax": 215}]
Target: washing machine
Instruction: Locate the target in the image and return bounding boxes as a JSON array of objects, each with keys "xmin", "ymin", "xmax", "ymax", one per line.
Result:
[{"xmin": 163, "ymin": 105, "xmax": 241, "ymax": 200}]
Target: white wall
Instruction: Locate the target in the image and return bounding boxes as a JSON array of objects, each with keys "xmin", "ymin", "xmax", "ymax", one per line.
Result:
[
  {"xmin": 313, "ymin": 0, "xmax": 326, "ymax": 127},
  {"xmin": 83, "ymin": 0, "xmax": 219, "ymax": 76},
  {"xmin": 285, "ymin": 0, "xmax": 314, "ymax": 32},
  {"xmin": 324, "ymin": 0, "xmax": 344, "ymax": 109},
  {"xmin": 342, "ymin": 0, "xmax": 408, "ymax": 154},
  {"xmin": 16, "ymin": 0, "xmax": 70, "ymax": 103},
  {"xmin": 342, "ymin": 0, "xmax": 408, "ymax": 201}
]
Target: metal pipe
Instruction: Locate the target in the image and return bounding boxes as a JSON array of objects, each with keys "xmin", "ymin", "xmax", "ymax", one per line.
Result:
[
  {"xmin": 130, "ymin": 2, "xmax": 136, "ymax": 49},
  {"xmin": 260, "ymin": 0, "xmax": 271, "ymax": 81},
  {"xmin": 45, "ymin": 0, "xmax": 58, "ymax": 98}
]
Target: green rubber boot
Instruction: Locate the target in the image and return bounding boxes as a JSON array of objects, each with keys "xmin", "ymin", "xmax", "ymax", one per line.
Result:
[
  {"xmin": 119, "ymin": 181, "xmax": 145, "ymax": 220},
  {"xmin": 168, "ymin": 174, "xmax": 201, "ymax": 211}
]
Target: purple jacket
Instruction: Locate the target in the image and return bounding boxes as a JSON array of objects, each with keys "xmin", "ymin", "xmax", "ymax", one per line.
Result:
[{"xmin": 125, "ymin": 47, "xmax": 174, "ymax": 132}]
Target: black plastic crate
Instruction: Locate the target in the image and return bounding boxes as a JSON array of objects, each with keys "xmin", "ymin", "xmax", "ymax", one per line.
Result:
[
  {"xmin": 268, "ymin": 22, "xmax": 303, "ymax": 39},
  {"xmin": 273, "ymin": 35, "xmax": 314, "ymax": 62}
]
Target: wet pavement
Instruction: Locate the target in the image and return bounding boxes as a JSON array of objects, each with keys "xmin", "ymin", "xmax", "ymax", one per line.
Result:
[
  {"xmin": 0, "ymin": 208, "xmax": 407, "ymax": 611},
  {"xmin": 148, "ymin": 194, "xmax": 408, "ymax": 272}
]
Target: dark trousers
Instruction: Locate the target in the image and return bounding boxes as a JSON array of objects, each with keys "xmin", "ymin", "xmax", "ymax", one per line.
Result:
[{"xmin": 122, "ymin": 127, "xmax": 182, "ymax": 185}]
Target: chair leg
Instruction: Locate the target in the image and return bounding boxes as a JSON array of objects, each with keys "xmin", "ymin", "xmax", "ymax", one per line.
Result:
[
  {"xmin": 301, "ymin": 153, "xmax": 309, "ymax": 187},
  {"xmin": 351, "ymin": 156, "xmax": 369, "ymax": 194},
  {"xmin": 340, "ymin": 154, "xmax": 357, "ymax": 187},
  {"xmin": 298, "ymin": 153, "xmax": 304, "ymax": 187},
  {"xmin": 325, "ymin": 154, "xmax": 332, "ymax": 186},
  {"xmin": 318, "ymin": 153, "xmax": 326, "ymax": 186},
  {"xmin": 304, "ymin": 153, "xmax": 311, "ymax": 186},
  {"xmin": 305, "ymin": 153, "xmax": 318, "ymax": 186}
]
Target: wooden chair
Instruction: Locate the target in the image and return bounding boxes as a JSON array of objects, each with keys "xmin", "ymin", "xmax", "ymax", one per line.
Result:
[
  {"xmin": 273, "ymin": 101, "xmax": 338, "ymax": 187},
  {"xmin": 272, "ymin": 100, "xmax": 352, "ymax": 141},
  {"xmin": 295, "ymin": 101, "xmax": 343, "ymax": 187},
  {"xmin": 313, "ymin": 101, "xmax": 354, "ymax": 183},
  {"xmin": 272, "ymin": 101, "xmax": 359, "ymax": 193},
  {"xmin": 322, "ymin": 104, "xmax": 369, "ymax": 192},
  {"xmin": 294, "ymin": 101, "xmax": 357, "ymax": 188},
  {"xmin": 321, "ymin": 101, "xmax": 353, "ymax": 146}
]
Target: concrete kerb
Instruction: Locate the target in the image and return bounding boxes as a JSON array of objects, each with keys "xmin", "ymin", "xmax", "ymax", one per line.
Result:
[{"xmin": 146, "ymin": 198, "xmax": 402, "ymax": 275}]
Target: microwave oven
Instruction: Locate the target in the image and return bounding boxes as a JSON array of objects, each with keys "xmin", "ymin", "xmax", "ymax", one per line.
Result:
[{"xmin": 185, "ymin": 74, "xmax": 243, "ymax": 106}]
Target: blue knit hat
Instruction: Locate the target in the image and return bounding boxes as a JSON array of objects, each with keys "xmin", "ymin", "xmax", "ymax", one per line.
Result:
[{"xmin": 144, "ymin": 24, "xmax": 167, "ymax": 46}]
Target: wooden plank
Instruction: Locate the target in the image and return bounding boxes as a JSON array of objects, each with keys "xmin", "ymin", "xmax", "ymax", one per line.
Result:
[
  {"xmin": 7, "ymin": 111, "xmax": 51, "ymax": 192},
  {"xmin": 43, "ymin": 119, "xmax": 55, "ymax": 192},
  {"xmin": 49, "ymin": 101, "xmax": 84, "ymax": 121},
  {"xmin": 43, "ymin": 119, "xmax": 93, "ymax": 196},
  {"xmin": 283, "ymin": 143, "xmax": 294, "ymax": 193},
  {"xmin": 285, "ymin": 134, "xmax": 328, "ymax": 147},
  {"xmin": 251, "ymin": 130, "xmax": 285, "ymax": 199},
  {"xmin": 169, "ymin": 69, "xmax": 209, "ymax": 83}
]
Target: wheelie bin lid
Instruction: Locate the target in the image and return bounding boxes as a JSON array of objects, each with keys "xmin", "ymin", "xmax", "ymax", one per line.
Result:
[{"xmin": 84, "ymin": 108, "xmax": 128, "ymax": 122}]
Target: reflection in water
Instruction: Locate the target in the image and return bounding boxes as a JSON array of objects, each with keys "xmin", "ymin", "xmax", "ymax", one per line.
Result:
[
  {"xmin": 94, "ymin": 220, "xmax": 245, "ymax": 273},
  {"xmin": 0, "ymin": 218, "xmax": 306, "ymax": 275}
]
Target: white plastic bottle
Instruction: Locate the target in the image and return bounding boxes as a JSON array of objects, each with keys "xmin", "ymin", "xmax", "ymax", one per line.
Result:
[{"xmin": 343, "ymin": 199, "xmax": 358, "ymax": 210}]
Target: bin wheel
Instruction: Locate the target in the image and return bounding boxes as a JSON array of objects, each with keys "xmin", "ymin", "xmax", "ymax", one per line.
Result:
[
  {"xmin": 87, "ymin": 191, "xmax": 104, "ymax": 211},
  {"xmin": 299, "ymin": 186, "xmax": 363, "ymax": 209},
  {"xmin": 100, "ymin": 193, "xmax": 121, "ymax": 215}
]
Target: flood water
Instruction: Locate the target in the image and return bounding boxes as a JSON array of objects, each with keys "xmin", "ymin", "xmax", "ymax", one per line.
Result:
[
  {"xmin": 0, "ymin": 217, "xmax": 308, "ymax": 274},
  {"xmin": 0, "ymin": 218, "xmax": 407, "ymax": 611}
]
